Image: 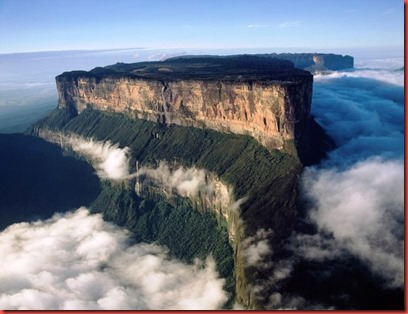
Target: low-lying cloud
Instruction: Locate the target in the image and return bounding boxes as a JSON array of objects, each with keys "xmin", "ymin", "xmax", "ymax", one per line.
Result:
[
  {"xmin": 39, "ymin": 132, "xmax": 132, "ymax": 181},
  {"xmin": 0, "ymin": 208, "xmax": 227, "ymax": 310},
  {"xmin": 138, "ymin": 162, "xmax": 209, "ymax": 197},
  {"xmin": 296, "ymin": 61, "xmax": 404, "ymax": 289},
  {"xmin": 249, "ymin": 60, "xmax": 405, "ymax": 309},
  {"xmin": 136, "ymin": 161, "xmax": 232, "ymax": 208},
  {"xmin": 312, "ymin": 68, "xmax": 403, "ymax": 165},
  {"xmin": 67, "ymin": 136, "xmax": 131, "ymax": 181},
  {"xmin": 301, "ymin": 158, "xmax": 404, "ymax": 287},
  {"xmin": 242, "ymin": 229, "xmax": 273, "ymax": 267}
]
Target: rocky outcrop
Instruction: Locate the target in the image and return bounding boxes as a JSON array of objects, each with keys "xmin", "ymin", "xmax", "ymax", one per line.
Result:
[{"xmin": 56, "ymin": 55, "xmax": 313, "ymax": 155}]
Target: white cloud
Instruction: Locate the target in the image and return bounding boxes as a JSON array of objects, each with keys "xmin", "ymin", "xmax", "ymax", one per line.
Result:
[
  {"xmin": 314, "ymin": 67, "xmax": 404, "ymax": 86},
  {"xmin": 136, "ymin": 161, "xmax": 232, "ymax": 208},
  {"xmin": 279, "ymin": 20, "xmax": 302, "ymax": 28},
  {"xmin": 38, "ymin": 132, "xmax": 132, "ymax": 181},
  {"xmin": 302, "ymin": 158, "xmax": 404, "ymax": 288},
  {"xmin": 0, "ymin": 208, "xmax": 227, "ymax": 310},
  {"xmin": 146, "ymin": 52, "xmax": 186, "ymax": 61},
  {"xmin": 267, "ymin": 292, "xmax": 333, "ymax": 310},
  {"xmin": 242, "ymin": 229, "xmax": 272, "ymax": 267},
  {"xmin": 312, "ymin": 66, "xmax": 404, "ymax": 164},
  {"xmin": 66, "ymin": 136, "xmax": 131, "ymax": 181},
  {"xmin": 247, "ymin": 24, "xmax": 269, "ymax": 28},
  {"xmin": 290, "ymin": 233, "xmax": 346, "ymax": 262},
  {"xmin": 286, "ymin": 61, "xmax": 405, "ymax": 307}
]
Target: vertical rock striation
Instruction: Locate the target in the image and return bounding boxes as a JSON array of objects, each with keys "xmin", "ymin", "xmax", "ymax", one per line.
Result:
[{"xmin": 56, "ymin": 56, "xmax": 314, "ymax": 156}]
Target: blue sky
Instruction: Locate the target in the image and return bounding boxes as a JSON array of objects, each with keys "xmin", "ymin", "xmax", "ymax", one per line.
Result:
[{"xmin": 0, "ymin": 0, "xmax": 404, "ymax": 53}]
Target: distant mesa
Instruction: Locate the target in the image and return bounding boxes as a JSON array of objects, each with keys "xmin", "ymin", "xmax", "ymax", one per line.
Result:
[
  {"xmin": 254, "ymin": 53, "xmax": 354, "ymax": 73},
  {"xmin": 167, "ymin": 53, "xmax": 354, "ymax": 73}
]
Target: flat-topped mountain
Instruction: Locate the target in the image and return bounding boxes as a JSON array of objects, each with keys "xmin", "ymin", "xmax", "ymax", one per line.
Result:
[
  {"xmin": 257, "ymin": 53, "xmax": 354, "ymax": 72},
  {"xmin": 56, "ymin": 55, "xmax": 325, "ymax": 163},
  {"xmin": 30, "ymin": 54, "xmax": 337, "ymax": 309},
  {"xmin": 59, "ymin": 55, "xmax": 310, "ymax": 82}
]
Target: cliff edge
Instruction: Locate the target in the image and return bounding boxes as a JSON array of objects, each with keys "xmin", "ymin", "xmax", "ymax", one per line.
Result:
[{"xmin": 56, "ymin": 55, "xmax": 316, "ymax": 161}]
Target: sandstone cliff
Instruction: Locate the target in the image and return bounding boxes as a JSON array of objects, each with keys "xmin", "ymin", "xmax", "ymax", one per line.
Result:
[{"xmin": 56, "ymin": 55, "xmax": 313, "ymax": 155}]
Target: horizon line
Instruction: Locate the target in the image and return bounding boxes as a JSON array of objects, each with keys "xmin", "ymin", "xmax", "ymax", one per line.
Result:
[{"xmin": 0, "ymin": 45, "xmax": 404, "ymax": 56}]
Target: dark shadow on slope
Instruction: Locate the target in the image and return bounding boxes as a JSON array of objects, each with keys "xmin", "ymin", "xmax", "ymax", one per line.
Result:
[{"xmin": 0, "ymin": 133, "xmax": 101, "ymax": 230}]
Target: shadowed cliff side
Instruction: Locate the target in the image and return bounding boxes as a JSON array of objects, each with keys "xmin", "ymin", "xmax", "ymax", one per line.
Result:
[{"xmin": 30, "ymin": 107, "xmax": 305, "ymax": 308}]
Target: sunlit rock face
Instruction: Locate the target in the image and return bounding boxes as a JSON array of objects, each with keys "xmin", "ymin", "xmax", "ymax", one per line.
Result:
[{"xmin": 56, "ymin": 55, "xmax": 313, "ymax": 153}]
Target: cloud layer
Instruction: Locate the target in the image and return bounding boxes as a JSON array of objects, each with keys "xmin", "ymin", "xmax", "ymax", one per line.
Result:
[
  {"xmin": 302, "ymin": 158, "xmax": 404, "ymax": 287},
  {"xmin": 312, "ymin": 68, "xmax": 403, "ymax": 165},
  {"xmin": 297, "ymin": 61, "xmax": 404, "ymax": 288},
  {"xmin": 0, "ymin": 208, "xmax": 227, "ymax": 310}
]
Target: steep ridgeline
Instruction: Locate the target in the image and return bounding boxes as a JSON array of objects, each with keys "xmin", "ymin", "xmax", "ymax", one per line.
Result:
[
  {"xmin": 31, "ymin": 55, "xmax": 333, "ymax": 309},
  {"xmin": 55, "ymin": 55, "xmax": 322, "ymax": 163}
]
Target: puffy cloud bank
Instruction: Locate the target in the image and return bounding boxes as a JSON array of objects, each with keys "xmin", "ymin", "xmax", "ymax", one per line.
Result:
[
  {"xmin": 312, "ymin": 67, "xmax": 403, "ymax": 165},
  {"xmin": 302, "ymin": 158, "xmax": 404, "ymax": 287},
  {"xmin": 242, "ymin": 229, "xmax": 273, "ymax": 267},
  {"xmin": 138, "ymin": 161, "xmax": 212, "ymax": 198},
  {"xmin": 0, "ymin": 208, "xmax": 227, "ymax": 310},
  {"xmin": 137, "ymin": 161, "xmax": 231, "ymax": 207},
  {"xmin": 39, "ymin": 132, "xmax": 132, "ymax": 181},
  {"xmin": 297, "ymin": 61, "xmax": 404, "ymax": 288},
  {"xmin": 251, "ymin": 59, "xmax": 405, "ymax": 310},
  {"xmin": 67, "ymin": 136, "xmax": 131, "ymax": 181}
]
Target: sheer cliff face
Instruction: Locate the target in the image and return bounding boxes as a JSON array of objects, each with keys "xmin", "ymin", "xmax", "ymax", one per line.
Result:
[{"xmin": 56, "ymin": 75, "xmax": 312, "ymax": 151}]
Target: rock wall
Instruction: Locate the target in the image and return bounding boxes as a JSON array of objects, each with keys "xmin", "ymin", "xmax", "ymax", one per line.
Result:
[{"xmin": 56, "ymin": 75, "xmax": 313, "ymax": 151}]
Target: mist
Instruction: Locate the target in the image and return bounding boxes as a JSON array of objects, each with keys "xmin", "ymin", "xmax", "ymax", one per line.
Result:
[
  {"xmin": 137, "ymin": 161, "xmax": 232, "ymax": 207},
  {"xmin": 242, "ymin": 229, "xmax": 273, "ymax": 267},
  {"xmin": 41, "ymin": 132, "xmax": 236, "ymax": 211},
  {"xmin": 0, "ymin": 208, "xmax": 227, "ymax": 310},
  {"xmin": 38, "ymin": 132, "xmax": 132, "ymax": 181},
  {"xmin": 67, "ymin": 136, "xmax": 131, "ymax": 181}
]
